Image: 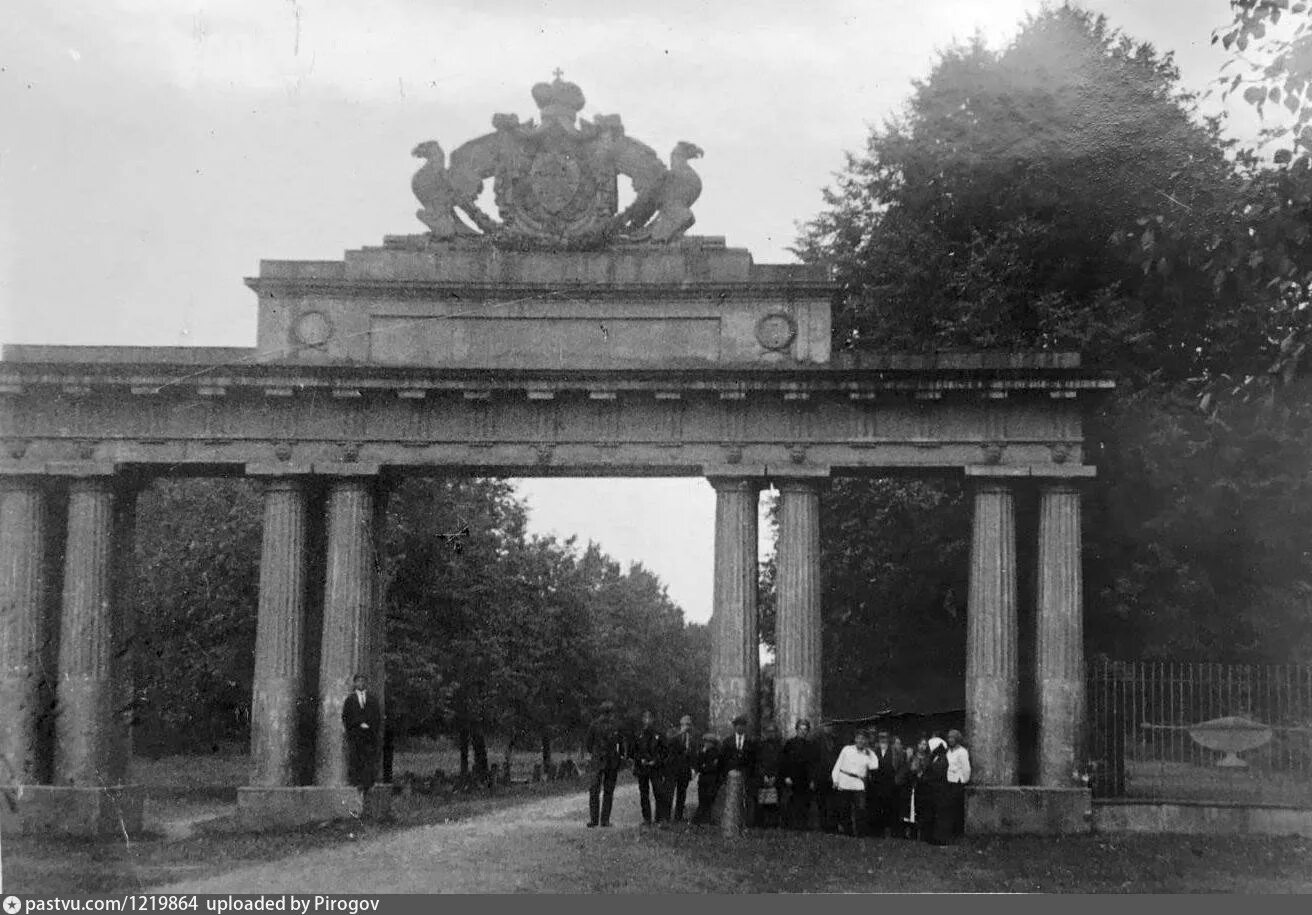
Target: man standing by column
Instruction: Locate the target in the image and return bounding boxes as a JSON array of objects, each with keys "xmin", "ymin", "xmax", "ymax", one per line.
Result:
[
  {"xmin": 814, "ymin": 719, "xmax": 842, "ymax": 833},
  {"xmin": 341, "ymin": 673, "xmax": 381, "ymax": 794},
  {"xmin": 719, "ymin": 714, "xmax": 758, "ymax": 827},
  {"xmin": 945, "ymin": 729, "xmax": 972, "ymax": 837},
  {"xmin": 665, "ymin": 714, "xmax": 697, "ymax": 823},
  {"xmin": 585, "ymin": 700, "xmax": 625, "ymax": 828},
  {"xmin": 633, "ymin": 709, "xmax": 668, "ymax": 827}
]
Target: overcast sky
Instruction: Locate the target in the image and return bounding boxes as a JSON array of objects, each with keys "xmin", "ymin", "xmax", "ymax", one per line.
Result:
[{"xmin": 1, "ymin": 0, "xmax": 1260, "ymax": 623}]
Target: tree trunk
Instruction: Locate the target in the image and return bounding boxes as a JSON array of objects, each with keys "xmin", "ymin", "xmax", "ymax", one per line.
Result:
[
  {"xmin": 459, "ymin": 726, "xmax": 471, "ymax": 778},
  {"xmin": 472, "ymin": 728, "xmax": 489, "ymax": 778},
  {"xmin": 503, "ymin": 729, "xmax": 516, "ymax": 785}
]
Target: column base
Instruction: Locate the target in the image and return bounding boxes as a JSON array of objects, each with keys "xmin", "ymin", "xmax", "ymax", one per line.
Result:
[
  {"xmin": 236, "ymin": 785, "xmax": 393, "ymax": 831},
  {"xmin": 0, "ymin": 784, "xmax": 145, "ymax": 838},
  {"xmin": 965, "ymin": 786, "xmax": 1092, "ymax": 836}
]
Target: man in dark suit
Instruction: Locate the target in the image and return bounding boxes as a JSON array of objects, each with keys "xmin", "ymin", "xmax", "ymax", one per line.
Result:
[
  {"xmin": 719, "ymin": 714, "xmax": 758, "ymax": 827},
  {"xmin": 341, "ymin": 673, "xmax": 381, "ymax": 793},
  {"xmin": 814, "ymin": 720, "xmax": 842, "ymax": 833},
  {"xmin": 867, "ymin": 729, "xmax": 905, "ymax": 837},
  {"xmin": 664, "ymin": 714, "xmax": 697, "ymax": 822},
  {"xmin": 780, "ymin": 717, "xmax": 820, "ymax": 829},
  {"xmin": 632, "ymin": 709, "xmax": 668, "ymax": 826},
  {"xmin": 584, "ymin": 700, "xmax": 626, "ymax": 827}
]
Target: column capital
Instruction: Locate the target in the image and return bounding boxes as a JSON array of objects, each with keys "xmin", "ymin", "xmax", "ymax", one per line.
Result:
[
  {"xmin": 706, "ymin": 476, "xmax": 764, "ymax": 494},
  {"xmin": 773, "ymin": 477, "xmax": 828, "ymax": 496},
  {"xmin": 1035, "ymin": 478, "xmax": 1088, "ymax": 495}
]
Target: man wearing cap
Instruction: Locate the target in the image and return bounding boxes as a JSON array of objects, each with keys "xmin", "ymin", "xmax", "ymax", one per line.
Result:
[
  {"xmin": 664, "ymin": 714, "xmax": 697, "ymax": 822},
  {"xmin": 584, "ymin": 700, "xmax": 626, "ymax": 827},
  {"xmin": 945, "ymin": 728, "xmax": 972, "ymax": 837},
  {"xmin": 690, "ymin": 731, "xmax": 722, "ymax": 825},
  {"xmin": 632, "ymin": 709, "xmax": 668, "ymax": 826}
]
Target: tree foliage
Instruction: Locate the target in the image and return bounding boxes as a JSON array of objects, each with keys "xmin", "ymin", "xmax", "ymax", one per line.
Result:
[
  {"xmin": 791, "ymin": 3, "xmax": 1312, "ymax": 714},
  {"xmin": 130, "ymin": 477, "xmax": 707, "ymax": 755}
]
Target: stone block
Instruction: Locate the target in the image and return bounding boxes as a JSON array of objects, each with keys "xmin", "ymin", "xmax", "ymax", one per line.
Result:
[
  {"xmin": 1092, "ymin": 800, "xmax": 1312, "ymax": 838},
  {"xmin": 0, "ymin": 784, "xmax": 144, "ymax": 838},
  {"xmin": 965, "ymin": 786, "xmax": 1092, "ymax": 835},
  {"xmin": 236, "ymin": 785, "xmax": 392, "ymax": 831}
]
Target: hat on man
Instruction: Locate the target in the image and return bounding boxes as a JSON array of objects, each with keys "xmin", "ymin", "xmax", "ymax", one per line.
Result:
[
  {"xmin": 947, "ymin": 729, "xmax": 963, "ymax": 741},
  {"xmin": 702, "ymin": 732, "xmax": 719, "ymax": 744},
  {"xmin": 731, "ymin": 714, "xmax": 748, "ymax": 726}
]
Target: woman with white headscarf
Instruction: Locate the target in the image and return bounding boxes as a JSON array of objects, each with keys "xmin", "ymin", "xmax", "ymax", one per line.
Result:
[{"xmin": 920, "ymin": 735, "xmax": 953, "ymax": 846}]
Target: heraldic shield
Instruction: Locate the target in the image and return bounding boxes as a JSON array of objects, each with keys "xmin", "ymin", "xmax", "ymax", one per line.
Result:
[{"xmin": 411, "ymin": 73, "xmax": 703, "ymax": 250}]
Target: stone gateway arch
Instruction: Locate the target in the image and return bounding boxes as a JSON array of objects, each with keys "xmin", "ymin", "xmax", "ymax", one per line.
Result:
[{"xmin": 0, "ymin": 77, "xmax": 1108, "ymax": 835}]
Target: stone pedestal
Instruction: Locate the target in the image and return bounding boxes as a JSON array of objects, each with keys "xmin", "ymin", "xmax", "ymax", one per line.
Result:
[
  {"xmin": 965, "ymin": 786, "xmax": 1091, "ymax": 835},
  {"xmin": 0, "ymin": 784, "xmax": 144, "ymax": 837},
  {"xmin": 708, "ymin": 478, "xmax": 759, "ymax": 731},
  {"xmin": 251, "ymin": 477, "xmax": 310, "ymax": 787},
  {"xmin": 966, "ymin": 481, "xmax": 1018, "ymax": 785},
  {"xmin": 774, "ymin": 479, "xmax": 822, "ymax": 732},
  {"xmin": 1036, "ymin": 483, "xmax": 1085, "ymax": 787},
  {"xmin": 54, "ymin": 477, "xmax": 117, "ymax": 787},
  {"xmin": 315, "ymin": 476, "xmax": 380, "ymax": 787},
  {"xmin": 0, "ymin": 477, "xmax": 50, "ymax": 785},
  {"xmin": 236, "ymin": 785, "xmax": 392, "ymax": 830}
]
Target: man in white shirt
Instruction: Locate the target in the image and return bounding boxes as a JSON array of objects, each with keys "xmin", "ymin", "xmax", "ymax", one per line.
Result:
[
  {"xmin": 945, "ymin": 729, "xmax": 971, "ymax": 837},
  {"xmin": 830, "ymin": 729, "xmax": 877, "ymax": 837}
]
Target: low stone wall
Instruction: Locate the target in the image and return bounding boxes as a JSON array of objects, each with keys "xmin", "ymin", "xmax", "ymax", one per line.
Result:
[
  {"xmin": 966, "ymin": 786, "xmax": 1093, "ymax": 835},
  {"xmin": 0, "ymin": 785, "xmax": 145, "ymax": 837},
  {"xmin": 237, "ymin": 785, "xmax": 392, "ymax": 831},
  {"xmin": 1093, "ymin": 799, "xmax": 1312, "ymax": 838}
]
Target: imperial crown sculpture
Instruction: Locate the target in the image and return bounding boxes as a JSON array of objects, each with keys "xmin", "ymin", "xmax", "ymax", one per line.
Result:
[{"xmin": 409, "ymin": 73, "xmax": 703, "ymax": 250}]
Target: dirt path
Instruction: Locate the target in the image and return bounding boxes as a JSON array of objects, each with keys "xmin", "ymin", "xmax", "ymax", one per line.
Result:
[{"xmin": 156, "ymin": 784, "xmax": 724, "ymax": 894}]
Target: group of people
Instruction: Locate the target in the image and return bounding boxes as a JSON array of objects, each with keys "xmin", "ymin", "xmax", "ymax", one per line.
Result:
[
  {"xmin": 827, "ymin": 725, "xmax": 972, "ymax": 845},
  {"xmin": 583, "ymin": 702, "xmax": 745, "ymax": 828},
  {"xmin": 583, "ymin": 701, "xmax": 973, "ymax": 845}
]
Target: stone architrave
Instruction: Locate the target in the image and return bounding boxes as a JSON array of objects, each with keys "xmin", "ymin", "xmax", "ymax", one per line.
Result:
[
  {"xmin": 251, "ymin": 477, "xmax": 310, "ymax": 787},
  {"xmin": 774, "ymin": 479, "xmax": 823, "ymax": 733},
  {"xmin": 315, "ymin": 475, "xmax": 380, "ymax": 787},
  {"xmin": 54, "ymin": 478, "xmax": 117, "ymax": 787},
  {"xmin": 1036, "ymin": 482, "xmax": 1085, "ymax": 787},
  {"xmin": 966, "ymin": 480, "xmax": 1019, "ymax": 786},
  {"xmin": 708, "ymin": 478, "xmax": 759, "ymax": 731},
  {"xmin": 0, "ymin": 477, "xmax": 49, "ymax": 785}
]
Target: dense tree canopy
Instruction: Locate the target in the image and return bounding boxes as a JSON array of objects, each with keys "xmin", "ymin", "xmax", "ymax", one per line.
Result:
[
  {"xmin": 130, "ymin": 477, "xmax": 707, "ymax": 757},
  {"xmin": 789, "ymin": 3, "xmax": 1312, "ymax": 720}
]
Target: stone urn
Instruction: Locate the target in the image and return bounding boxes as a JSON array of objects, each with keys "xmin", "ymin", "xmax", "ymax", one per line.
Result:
[{"xmin": 1187, "ymin": 716, "xmax": 1273, "ymax": 767}]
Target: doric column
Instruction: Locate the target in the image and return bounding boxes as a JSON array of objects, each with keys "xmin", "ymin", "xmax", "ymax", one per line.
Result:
[
  {"xmin": 1036, "ymin": 482, "xmax": 1085, "ymax": 787},
  {"xmin": 0, "ymin": 476, "xmax": 50, "ymax": 785},
  {"xmin": 966, "ymin": 479, "xmax": 1019, "ymax": 785},
  {"xmin": 250, "ymin": 477, "xmax": 310, "ymax": 787},
  {"xmin": 774, "ymin": 478, "xmax": 823, "ymax": 733},
  {"xmin": 54, "ymin": 476, "xmax": 117, "ymax": 786},
  {"xmin": 315, "ymin": 474, "xmax": 379, "ymax": 786},
  {"xmin": 107, "ymin": 483, "xmax": 139, "ymax": 784},
  {"xmin": 708, "ymin": 477, "xmax": 759, "ymax": 732}
]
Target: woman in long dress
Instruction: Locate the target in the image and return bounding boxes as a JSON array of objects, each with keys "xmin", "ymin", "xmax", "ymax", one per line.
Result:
[{"xmin": 921, "ymin": 736, "xmax": 953, "ymax": 846}]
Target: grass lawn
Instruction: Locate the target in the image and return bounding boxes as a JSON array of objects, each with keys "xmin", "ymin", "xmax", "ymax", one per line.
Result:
[{"xmin": 627, "ymin": 826, "xmax": 1312, "ymax": 894}]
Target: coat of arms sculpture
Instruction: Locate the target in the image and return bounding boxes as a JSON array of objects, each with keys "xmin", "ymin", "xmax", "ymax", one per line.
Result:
[{"xmin": 410, "ymin": 73, "xmax": 703, "ymax": 250}]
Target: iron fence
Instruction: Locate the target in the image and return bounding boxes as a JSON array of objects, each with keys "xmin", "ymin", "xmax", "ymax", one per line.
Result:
[{"xmin": 1086, "ymin": 659, "xmax": 1312, "ymax": 805}]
